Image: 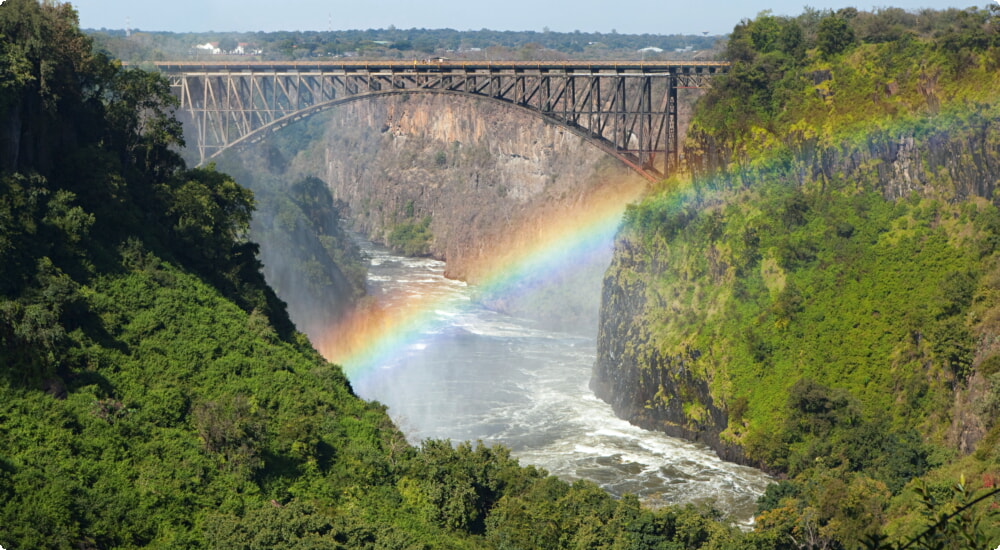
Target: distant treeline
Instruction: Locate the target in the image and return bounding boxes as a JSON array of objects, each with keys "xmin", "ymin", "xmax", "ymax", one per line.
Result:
[{"xmin": 87, "ymin": 26, "xmax": 722, "ymax": 63}]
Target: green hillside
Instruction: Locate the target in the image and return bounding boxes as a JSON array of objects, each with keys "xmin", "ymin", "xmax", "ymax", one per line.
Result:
[{"xmin": 598, "ymin": 5, "xmax": 1000, "ymax": 547}]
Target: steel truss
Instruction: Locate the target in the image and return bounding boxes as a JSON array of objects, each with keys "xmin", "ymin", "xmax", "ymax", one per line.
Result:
[{"xmin": 157, "ymin": 61, "xmax": 728, "ymax": 181}]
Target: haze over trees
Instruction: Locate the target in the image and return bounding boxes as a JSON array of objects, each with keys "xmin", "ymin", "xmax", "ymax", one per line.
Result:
[{"xmin": 86, "ymin": 26, "xmax": 721, "ymax": 64}]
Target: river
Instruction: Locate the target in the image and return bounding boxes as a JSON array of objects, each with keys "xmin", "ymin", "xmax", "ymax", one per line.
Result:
[{"xmin": 347, "ymin": 240, "xmax": 773, "ymax": 526}]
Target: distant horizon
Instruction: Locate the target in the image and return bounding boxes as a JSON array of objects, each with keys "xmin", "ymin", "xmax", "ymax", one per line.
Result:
[
  {"xmin": 82, "ymin": 26, "xmax": 725, "ymax": 37},
  {"xmin": 68, "ymin": 0, "xmax": 988, "ymax": 37}
]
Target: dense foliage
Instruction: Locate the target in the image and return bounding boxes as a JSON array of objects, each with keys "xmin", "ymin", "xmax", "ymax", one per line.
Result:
[
  {"xmin": 608, "ymin": 4, "xmax": 1000, "ymax": 548},
  {"xmin": 387, "ymin": 212, "xmax": 433, "ymax": 257},
  {"xmin": 689, "ymin": 5, "xmax": 1000, "ymax": 168}
]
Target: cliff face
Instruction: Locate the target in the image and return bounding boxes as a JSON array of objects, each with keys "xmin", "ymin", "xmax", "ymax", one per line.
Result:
[
  {"xmin": 592, "ymin": 110, "xmax": 1000, "ymax": 468},
  {"xmin": 277, "ymin": 93, "xmax": 646, "ymax": 332},
  {"xmin": 590, "ymin": 237, "xmax": 745, "ymax": 463},
  {"xmin": 687, "ymin": 120, "xmax": 1000, "ymax": 203},
  {"xmin": 306, "ymin": 94, "xmax": 639, "ymax": 280}
]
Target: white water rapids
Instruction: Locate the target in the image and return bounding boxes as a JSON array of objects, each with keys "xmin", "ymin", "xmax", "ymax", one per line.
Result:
[{"xmin": 348, "ymin": 241, "xmax": 773, "ymax": 526}]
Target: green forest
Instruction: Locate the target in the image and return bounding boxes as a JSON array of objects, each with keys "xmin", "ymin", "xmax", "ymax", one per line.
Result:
[{"xmin": 4, "ymin": 0, "xmax": 1000, "ymax": 548}]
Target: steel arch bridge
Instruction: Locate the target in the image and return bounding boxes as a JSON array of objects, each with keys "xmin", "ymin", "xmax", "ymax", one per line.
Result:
[{"xmin": 155, "ymin": 60, "xmax": 729, "ymax": 181}]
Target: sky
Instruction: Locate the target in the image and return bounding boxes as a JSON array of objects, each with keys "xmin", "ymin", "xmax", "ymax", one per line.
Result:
[{"xmin": 70, "ymin": 0, "xmax": 987, "ymax": 36}]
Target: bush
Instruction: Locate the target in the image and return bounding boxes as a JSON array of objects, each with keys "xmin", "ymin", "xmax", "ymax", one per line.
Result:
[{"xmin": 387, "ymin": 216, "xmax": 433, "ymax": 256}]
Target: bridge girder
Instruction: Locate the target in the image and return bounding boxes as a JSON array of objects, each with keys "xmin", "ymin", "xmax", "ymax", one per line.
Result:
[{"xmin": 157, "ymin": 61, "xmax": 728, "ymax": 181}]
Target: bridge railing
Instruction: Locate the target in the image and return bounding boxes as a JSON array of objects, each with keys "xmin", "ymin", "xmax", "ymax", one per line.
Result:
[{"xmin": 152, "ymin": 60, "xmax": 730, "ymax": 72}]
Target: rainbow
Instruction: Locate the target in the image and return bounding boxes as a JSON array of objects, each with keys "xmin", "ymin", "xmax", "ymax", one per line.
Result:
[
  {"xmin": 317, "ymin": 102, "xmax": 1000, "ymax": 383},
  {"xmin": 316, "ymin": 177, "xmax": 648, "ymax": 383}
]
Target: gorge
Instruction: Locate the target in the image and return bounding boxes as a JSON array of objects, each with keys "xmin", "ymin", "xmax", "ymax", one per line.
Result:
[
  {"xmin": 214, "ymin": 7, "xmax": 1000, "ymax": 546},
  {"xmin": 6, "ymin": 1, "xmax": 1000, "ymax": 546},
  {"xmin": 211, "ymin": 89, "xmax": 779, "ymax": 519}
]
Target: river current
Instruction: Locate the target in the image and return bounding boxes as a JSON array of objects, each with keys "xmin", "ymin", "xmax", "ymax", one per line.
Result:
[{"xmin": 348, "ymin": 241, "xmax": 773, "ymax": 526}]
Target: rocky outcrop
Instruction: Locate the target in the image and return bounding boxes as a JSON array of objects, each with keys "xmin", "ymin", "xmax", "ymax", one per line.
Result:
[{"xmin": 687, "ymin": 116, "xmax": 1000, "ymax": 203}]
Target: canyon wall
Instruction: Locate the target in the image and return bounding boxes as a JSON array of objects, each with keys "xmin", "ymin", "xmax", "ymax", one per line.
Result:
[
  {"xmin": 311, "ymin": 95, "xmax": 639, "ymax": 276},
  {"xmin": 275, "ymin": 93, "xmax": 648, "ymax": 332},
  {"xmin": 591, "ymin": 111, "xmax": 1000, "ymax": 467}
]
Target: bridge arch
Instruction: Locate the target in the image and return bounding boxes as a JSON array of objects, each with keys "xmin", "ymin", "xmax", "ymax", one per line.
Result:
[{"xmin": 159, "ymin": 61, "xmax": 727, "ymax": 182}]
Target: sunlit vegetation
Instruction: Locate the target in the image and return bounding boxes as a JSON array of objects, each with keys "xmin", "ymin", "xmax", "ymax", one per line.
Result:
[
  {"xmin": 388, "ymin": 215, "xmax": 433, "ymax": 257},
  {"xmin": 608, "ymin": 4, "xmax": 1000, "ymax": 547}
]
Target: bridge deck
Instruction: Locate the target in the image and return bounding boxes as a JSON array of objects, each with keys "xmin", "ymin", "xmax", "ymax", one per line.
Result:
[{"xmin": 153, "ymin": 60, "xmax": 730, "ymax": 74}]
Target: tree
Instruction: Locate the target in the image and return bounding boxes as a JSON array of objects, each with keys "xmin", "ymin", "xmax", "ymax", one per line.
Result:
[
  {"xmin": 161, "ymin": 166, "xmax": 255, "ymax": 263},
  {"xmin": 0, "ymin": 0, "xmax": 103, "ymax": 173},
  {"xmin": 217, "ymin": 36, "xmax": 238, "ymax": 54},
  {"xmin": 103, "ymin": 68, "xmax": 184, "ymax": 176},
  {"xmin": 193, "ymin": 394, "xmax": 267, "ymax": 477},
  {"xmin": 817, "ymin": 15, "xmax": 856, "ymax": 58}
]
